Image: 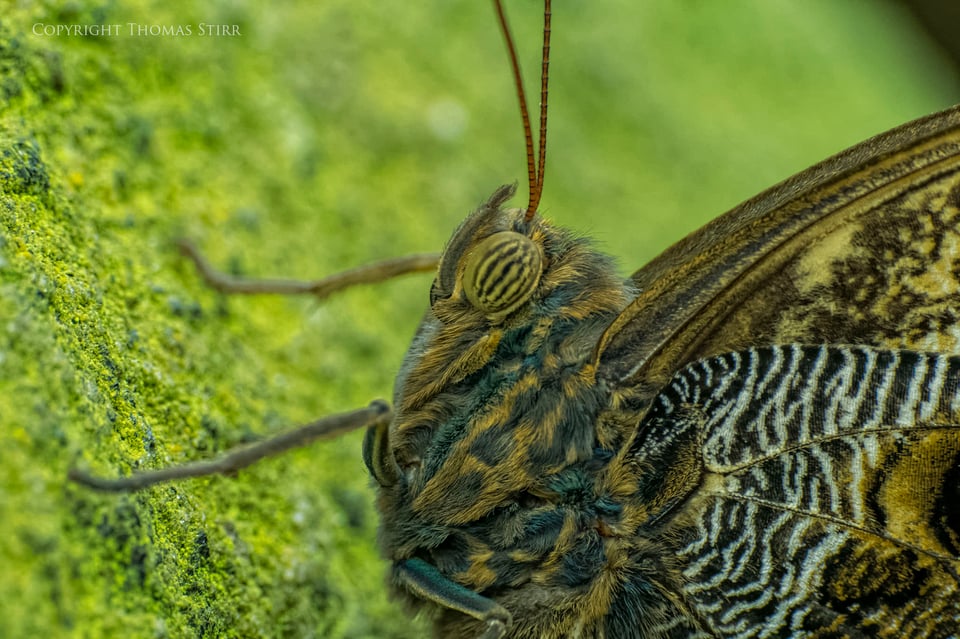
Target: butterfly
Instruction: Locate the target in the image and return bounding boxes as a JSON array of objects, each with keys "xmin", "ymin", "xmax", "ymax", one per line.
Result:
[
  {"xmin": 363, "ymin": 109, "xmax": 960, "ymax": 639},
  {"xmin": 68, "ymin": 2, "xmax": 960, "ymax": 638}
]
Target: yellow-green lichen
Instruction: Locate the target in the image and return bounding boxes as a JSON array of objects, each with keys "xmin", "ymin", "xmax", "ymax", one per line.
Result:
[{"xmin": 0, "ymin": 1, "xmax": 956, "ymax": 638}]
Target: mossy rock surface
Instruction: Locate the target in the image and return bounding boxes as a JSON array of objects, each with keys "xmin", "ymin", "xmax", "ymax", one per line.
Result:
[{"xmin": 0, "ymin": 2, "xmax": 956, "ymax": 638}]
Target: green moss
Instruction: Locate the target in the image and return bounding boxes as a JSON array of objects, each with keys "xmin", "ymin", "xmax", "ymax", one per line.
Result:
[{"xmin": 0, "ymin": 1, "xmax": 956, "ymax": 638}]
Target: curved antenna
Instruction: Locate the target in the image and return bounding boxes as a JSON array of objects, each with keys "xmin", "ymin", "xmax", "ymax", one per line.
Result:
[
  {"xmin": 534, "ymin": 1, "xmax": 551, "ymax": 219},
  {"xmin": 493, "ymin": 0, "xmax": 551, "ymax": 222}
]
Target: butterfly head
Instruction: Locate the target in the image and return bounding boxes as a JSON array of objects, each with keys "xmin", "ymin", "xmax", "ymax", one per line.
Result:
[{"xmin": 362, "ymin": 185, "xmax": 639, "ymax": 625}]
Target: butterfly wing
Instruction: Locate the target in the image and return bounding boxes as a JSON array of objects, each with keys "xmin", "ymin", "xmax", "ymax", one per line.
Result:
[
  {"xmin": 595, "ymin": 105, "xmax": 960, "ymax": 398},
  {"xmin": 626, "ymin": 345, "xmax": 960, "ymax": 637},
  {"xmin": 592, "ymin": 106, "xmax": 960, "ymax": 637}
]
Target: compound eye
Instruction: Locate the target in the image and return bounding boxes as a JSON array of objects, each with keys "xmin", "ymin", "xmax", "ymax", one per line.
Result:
[{"xmin": 462, "ymin": 231, "xmax": 542, "ymax": 317}]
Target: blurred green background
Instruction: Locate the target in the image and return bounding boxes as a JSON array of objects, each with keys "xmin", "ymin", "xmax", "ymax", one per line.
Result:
[{"xmin": 1, "ymin": 1, "xmax": 958, "ymax": 638}]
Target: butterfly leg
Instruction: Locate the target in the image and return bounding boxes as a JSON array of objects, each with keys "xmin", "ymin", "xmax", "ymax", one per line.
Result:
[
  {"xmin": 395, "ymin": 558, "xmax": 512, "ymax": 639},
  {"xmin": 69, "ymin": 402, "xmax": 392, "ymax": 491},
  {"xmin": 177, "ymin": 239, "xmax": 438, "ymax": 299}
]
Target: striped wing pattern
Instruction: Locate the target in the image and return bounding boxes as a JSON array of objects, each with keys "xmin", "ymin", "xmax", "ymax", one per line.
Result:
[{"xmin": 637, "ymin": 345, "xmax": 960, "ymax": 637}]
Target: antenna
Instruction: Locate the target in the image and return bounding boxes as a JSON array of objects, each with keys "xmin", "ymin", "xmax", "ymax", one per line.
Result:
[{"xmin": 493, "ymin": 0, "xmax": 551, "ymax": 222}]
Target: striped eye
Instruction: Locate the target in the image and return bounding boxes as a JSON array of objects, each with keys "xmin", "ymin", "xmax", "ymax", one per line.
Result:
[{"xmin": 462, "ymin": 231, "xmax": 543, "ymax": 318}]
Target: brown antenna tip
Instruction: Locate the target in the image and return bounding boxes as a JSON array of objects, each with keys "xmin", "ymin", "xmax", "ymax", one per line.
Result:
[{"xmin": 493, "ymin": 0, "xmax": 551, "ymax": 222}]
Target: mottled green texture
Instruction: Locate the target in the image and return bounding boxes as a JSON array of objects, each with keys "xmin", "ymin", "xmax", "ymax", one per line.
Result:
[{"xmin": 0, "ymin": 1, "xmax": 955, "ymax": 638}]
